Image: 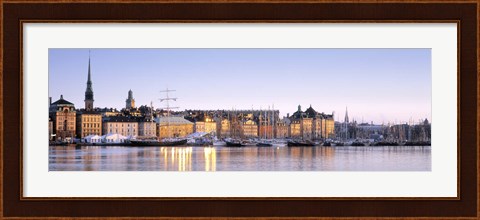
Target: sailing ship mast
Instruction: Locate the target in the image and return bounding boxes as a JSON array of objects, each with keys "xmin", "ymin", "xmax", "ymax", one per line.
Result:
[{"xmin": 159, "ymin": 88, "xmax": 178, "ymax": 139}]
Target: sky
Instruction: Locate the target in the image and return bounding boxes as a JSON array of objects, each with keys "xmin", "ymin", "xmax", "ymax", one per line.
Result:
[{"xmin": 49, "ymin": 48, "xmax": 431, "ymax": 124}]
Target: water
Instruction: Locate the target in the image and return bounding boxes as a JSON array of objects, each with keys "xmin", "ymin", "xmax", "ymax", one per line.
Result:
[{"xmin": 49, "ymin": 145, "xmax": 431, "ymax": 171}]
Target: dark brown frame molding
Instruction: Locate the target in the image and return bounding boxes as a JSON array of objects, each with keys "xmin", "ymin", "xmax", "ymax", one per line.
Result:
[{"xmin": 1, "ymin": 1, "xmax": 478, "ymax": 219}]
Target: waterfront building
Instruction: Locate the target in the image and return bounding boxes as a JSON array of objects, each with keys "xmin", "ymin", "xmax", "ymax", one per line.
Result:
[
  {"xmin": 276, "ymin": 117, "xmax": 290, "ymax": 138},
  {"xmin": 258, "ymin": 120, "xmax": 273, "ymax": 139},
  {"xmin": 125, "ymin": 89, "xmax": 135, "ymax": 110},
  {"xmin": 192, "ymin": 115, "xmax": 217, "ymax": 135},
  {"xmin": 102, "ymin": 116, "xmax": 138, "ymax": 137},
  {"xmin": 290, "ymin": 120, "xmax": 301, "ymax": 138},
  {"xmin": 220, "ymin": 118, "xmax": 231, "ymax": 138},
  {"xmin": 138, "ymin": 117, "xmax": 157, "ymax": 137},
  {"xmin": 76, "ymin": 111, "xmax": 102, "ymax": 138},
  {"xmin": 49, "ymin": 95, "xmax": 76, "ymax": 142},
  {"xmin": 156, "ymin": 116, "xmax": 194, "ymax": 138},
  {"xmin": 322, "ymin": 115, "xmax": 335, "ymax": 138},
  {"xmin": 194, "ymin": 121, "xmax": 206, "ymax": 133},
  {"xmin": 243, "ymin": 119, "xmax": 258, "ymax": 138},
  {"xmin": 289, "ymin": 105, "xmax": 312, "ymax": 139},
  {"xmin": 289, "ymin": 105, "xmax": 335, "ymax": 140},
  {"xmin": 204, "ymin": 117, "xmax": 217, "ymax": 134}
]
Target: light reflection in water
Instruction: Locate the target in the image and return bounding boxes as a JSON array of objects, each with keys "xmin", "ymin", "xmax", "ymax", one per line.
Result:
[
  {"xmin": 159, "ymin": 147, "xmax": 193, "ymax": 171},
  {"xmin": 204, "ymin": 147, "xmax": 216, "ymax": 171},
  {"xmin": 49, "ymin": 146, "xmax": 431, "ymax": 171}
]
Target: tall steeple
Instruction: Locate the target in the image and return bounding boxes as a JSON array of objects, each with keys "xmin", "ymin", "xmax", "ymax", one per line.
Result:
[
  {"xmin": 344, "ymin": 106, "xmax": 349, "ymax": 123},
  {"xmin": 84, "ymin": 51, "xmax": 94, "ymax": 111}
]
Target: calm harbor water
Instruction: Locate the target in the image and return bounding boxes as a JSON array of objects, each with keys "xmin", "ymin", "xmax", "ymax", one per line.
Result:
[{"xmin": 49, "ymin": 145, "xmax": 431, "ymax": 171}]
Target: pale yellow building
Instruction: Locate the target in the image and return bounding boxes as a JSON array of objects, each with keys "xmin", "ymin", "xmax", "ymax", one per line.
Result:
[
  {"xmin": 102, "ymin": 117, "xmax": 138, "ymax": 137},
  {"xmin": 276, "ymin": 118, "xmax": 290, "ymax": 138},
  {"xmin": 290, "ymin": 120, "xmax": 301, "ymax": 138},
  {"xmin": 290, "ymin": 105, "xmax": 335, "ymax": 140},
  {"xmin": 204, "ymin": 117, "xmax": 217, "ymax": 134},
  {"xmin": 157, "ymin": 116, "xmax": 194, "ymax": 139},
  {"xmin": 243, "ymin": 119, "xmax": 258, "ymax": 138},
  {"xmin": 138, "ymin": 119, "xmax": 156, "ymax": 137},
  {"xmin": 194, "ymin": 121, "xmax": 206, "ymax": 133},
  {"xmin": 323, "ymin": 117, "xmax": 335, "ymax": 138},
  {"xmin": 220, "ymin": 119, "xmax": 231, "ymax": 138},
  {"xmin": 76, "ymin": 111, "xmax": 102, "ymax": 138}
]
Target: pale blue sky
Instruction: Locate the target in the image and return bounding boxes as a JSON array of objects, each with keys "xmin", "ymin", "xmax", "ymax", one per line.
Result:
[{"xmin": 49, "ymin": 48, "xmax": 431, "ymax": 124}]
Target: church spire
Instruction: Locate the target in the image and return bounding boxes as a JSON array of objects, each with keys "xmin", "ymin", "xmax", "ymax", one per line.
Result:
[
  {"xmin": 84, "ymin": 50, "xmax": 94, "ymax": 111},
  {"xmin": 344, "ymin": 106, "xmax": 349, "ymax": 123},
  {"xmin": 87, "ymin": 51, "xmax": 92, "ymax": 83}
]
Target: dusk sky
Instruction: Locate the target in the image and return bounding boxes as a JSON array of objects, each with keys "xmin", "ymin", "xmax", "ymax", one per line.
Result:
[{"xmin": 49, "ymin": 48, "xmax": 431, "ymax": 124}]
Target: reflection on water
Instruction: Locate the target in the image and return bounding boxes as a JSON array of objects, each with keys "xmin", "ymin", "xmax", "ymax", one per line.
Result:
[{"xmin": 49, "ymin": 146, "xmax": 431, "ymax": 171}]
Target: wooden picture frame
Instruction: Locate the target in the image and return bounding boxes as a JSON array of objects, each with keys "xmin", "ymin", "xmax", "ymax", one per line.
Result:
[{"xmin": 1, "ymin": 1, "xmax": 478, "ymax": 219}]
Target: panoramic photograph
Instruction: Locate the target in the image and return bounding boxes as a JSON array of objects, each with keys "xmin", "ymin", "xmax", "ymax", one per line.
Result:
[{"xmin": 48, "ymin": 48, "xmax": 432, "ymax": 171}]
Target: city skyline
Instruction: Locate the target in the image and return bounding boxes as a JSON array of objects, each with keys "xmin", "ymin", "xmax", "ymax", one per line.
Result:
[{"xmin": 49, "ymin": 48, "xmax": 432, "ymax": 124}]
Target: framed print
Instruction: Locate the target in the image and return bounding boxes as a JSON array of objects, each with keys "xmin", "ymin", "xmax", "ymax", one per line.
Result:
[{"xmin": 1, "ymin": 0, "xmax": 479, "ymax": 219}]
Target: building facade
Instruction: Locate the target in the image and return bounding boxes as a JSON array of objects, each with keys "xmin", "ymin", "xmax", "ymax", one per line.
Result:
[
  {"xmin": 220, "ymin": 118, "xmax": 231, "ymax": 138},
  {"xmin": 157, "ymin": 116, "xmax": 194, "ymax": 139},
  {"xmin": 102, "ymin": 116, "xmax": 138, "ymax": 137},
  {"xmin": 289, "ymin": 105, "xmax": 335, "ymax": 140},
  {"xmin": 276, "ymin": 118, "xmax": 290, "ymax": 138},
  {"xmin": 49, "ymin": 95, "xmax": 76, "ymax": 142},
  {"xmin": 243, "ymin": 119, "xmax": 258, "ymax": 138},
  {"xmin": 138, "ymin": 118, "xmax": 157, "ymax": 137},
  {"xmin": 76, "ymin": 111, "xmax": 102, "ymax": 138},
  {"xmin": 194, "ymin": 121, "xmax": 206, "ymax": 133}
]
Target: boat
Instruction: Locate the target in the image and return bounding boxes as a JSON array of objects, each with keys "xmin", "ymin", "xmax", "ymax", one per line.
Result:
[
  {"xmin": 187, "ymin": 138, "xmax": 213, "ymax": 146},
  {"xmin": 403, "ymin": 141, "xmax": 431, "ymax": 146},
  {"xmin": 287, "ymin": 140, "xmax": 316, "ymax": 147},
  {"xmin": 333, "ymin": 142, "xmax": 344, "ymax": 146},
  {"xmin": 373, "ymin": 141, "xmax": 399, "ymax": 146},
  {"xmin": 49, "ymin": 141, "xmax": 70, "ymax": 146},
  {"xmin": 225, "ymin": 138, "xmax": 245, "ymax": 147},
  {"xmin": 130, "ymin": 138, "xmax": 187, "ymax": 146},
  {"xmin": 213, "ymin": 140, "xmax": 226, "ymax": 146},
  {"xmin": 350, "ymin": 141, "xmax": 365, "ymax": 146},
  {"xmin": 272, "ymin": 139, "xmax": 287, "ymax": 147},
  {"xmin": 256, "ymin": 139, "xmax": 272, "ymax": 147},
  {"xmin": 322, "ymin": 141, "xmax": 332, "ymax": 147}
]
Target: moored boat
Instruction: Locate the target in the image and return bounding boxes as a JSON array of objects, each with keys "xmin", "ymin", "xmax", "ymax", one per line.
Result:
[
  {"xmin": 225, "ymin": 139, "xmax": 245, "ymax": 147},
  {"xmin": 287, "ymin": 140, "xmax": 316, "ymax": 147},
  {"xmin": 256, "ymin": 139, "xmax": 273, "ymax": 147},
  {"xmin": 130, "ymin": 138, "xmax": 187, "ymax": 146},
  {"xmin": 350, "ymin": 141, "xmax": 365, "ymax": 146}
]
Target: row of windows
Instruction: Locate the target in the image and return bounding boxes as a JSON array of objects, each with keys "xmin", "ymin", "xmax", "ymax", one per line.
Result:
[
  {"xmin": 57, "ymin": 126, "xmax": 74, "ymax": 130},
  {"xmin": 56, "ymin": 117, "xmax": 75, "ymax": 121},
  {"xmin": 83, "ymin": 124, "xmax": 100, "ymax": 128},
  {"xmin": 58, "ymin": 121, "xmax": 74, "ymax": 126},
  {"xmin": 108, "ymin": 129, "xmax": 136, "ymax": 133},
  {"xmin": 107, "ymin": 123, "xmax": 137, "ymax": 128},
  {"xmin": 84, "ymin": 117, "xmax": 101, "ymax": 122}
]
